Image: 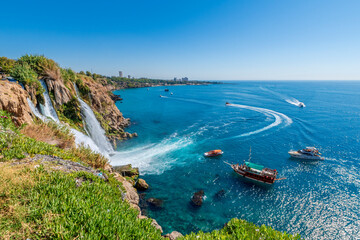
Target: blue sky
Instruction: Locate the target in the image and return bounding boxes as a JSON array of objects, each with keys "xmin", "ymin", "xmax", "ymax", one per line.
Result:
[{"xmin": 1, "ymin": 0, "xmax": 360, "ymax": 80}]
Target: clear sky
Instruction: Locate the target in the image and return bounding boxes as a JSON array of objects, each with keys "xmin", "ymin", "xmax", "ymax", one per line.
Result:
[{"xmin": 1, "ymin": 0, "xmax": 360, "ymax": 80}]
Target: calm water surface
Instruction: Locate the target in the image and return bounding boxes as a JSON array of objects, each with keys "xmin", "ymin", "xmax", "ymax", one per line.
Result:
[{"xmin": 111, "ymin": 81, "xmax": 360, "ymax": 239}]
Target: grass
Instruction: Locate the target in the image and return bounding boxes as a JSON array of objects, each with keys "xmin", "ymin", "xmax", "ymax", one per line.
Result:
[
  {"xmin": 20, "ymin": 120, "xmax": 75, "ymax": 149},
  {"xmin": 0, "ymin": 110, "xmax": 108, "ymax": 169},
  {"xmin": 181, "ymin": 218, "xmax": 301, "ymax": 240},
  {"xmin": 0, "ymin": 164, "xmax": 163, "ymax": 239}
]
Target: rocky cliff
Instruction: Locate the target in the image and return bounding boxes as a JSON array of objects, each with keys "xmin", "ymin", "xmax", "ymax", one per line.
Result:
[
  {"xmin": 80, "ymin": 76, "xmax": 131, "ymax": 141},
  {"xmin": 0, "ymin": 80, "xmax": 33, "ymax": 126}
]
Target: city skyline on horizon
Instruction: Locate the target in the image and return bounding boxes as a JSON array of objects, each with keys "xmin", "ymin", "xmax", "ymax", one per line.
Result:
[{"xmin": 1, "ymin": 0, "xmax": 360, "ymax": 80}]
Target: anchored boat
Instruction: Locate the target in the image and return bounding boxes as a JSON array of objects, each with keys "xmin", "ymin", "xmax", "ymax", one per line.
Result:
[
  {"xmin": 225, "ymin": 148, "xmax": 284, "ymax": 184},
  {"xmin": 204, "ymin": 149, "xmax": 223, "ymax": 157},
  {"xmin": 227, "ymin": 161, "xmax": 278, "ymax": 184},
  {"xmin": 288, "ymin": 147, "xmax": 324, "ymax": 160}
]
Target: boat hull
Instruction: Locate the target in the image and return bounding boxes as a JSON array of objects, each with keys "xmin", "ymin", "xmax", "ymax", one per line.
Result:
[
  {"xmin": 204, "ymin": 151, "xmax": 223, "ymax": 157},
  {"xmin": 233, "ymin": 168, "xmax": 275, "ymax": 184},
  {"xmin": 288, "ymin": 151, "xmax": 324, "ymax": 160}
]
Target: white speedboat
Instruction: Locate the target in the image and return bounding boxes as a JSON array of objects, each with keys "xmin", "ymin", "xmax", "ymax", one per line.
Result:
[
  {"xmin": 288, "ymin": 147, "xmax": 324, "ymax": 160},
  {"xmin": 298, "ymin": 102, "xmax": 305, "ymax": 108}
]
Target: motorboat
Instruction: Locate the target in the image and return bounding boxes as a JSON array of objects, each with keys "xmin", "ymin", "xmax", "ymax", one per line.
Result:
[
  {"xmin": 164, "ymin": 89, "xmax": 169, "ymax": 92},
  {"xmin": 170, "ymin": 92, "xmax": 173, "ymax": 95},
  {"xmin": 159, "ymin": 95, "xmax": 163, "ymax": 98},
  {"xmin": 288, "ymin": 147, "xmax": 324, "ymax": 160},
  {"xmin": 225, "ymin": 102, "xmax": 230, "ymax": 105},
  {"xmin": 298, "ymin": 102, "xmax": 305, "ymax": 108},
  {"xmin": 204, "ymin": 149, "xmax": 223, "ymax": 157}
]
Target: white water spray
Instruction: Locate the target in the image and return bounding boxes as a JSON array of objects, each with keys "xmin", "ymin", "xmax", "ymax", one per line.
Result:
[{"xmin": 73, "ymin": 84, "xmax": 114, "ymax": 154}]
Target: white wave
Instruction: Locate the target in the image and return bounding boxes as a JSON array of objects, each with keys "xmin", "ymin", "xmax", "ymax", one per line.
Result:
[
  {"xmin": 227, "ymin": 103, "xmax": 292, "ymax": 138},
  {"xmin": 70, "ymin": 129, "xmax": 103, "ymax": 155},
  {"xmin": 261, "ymin": 87, "xmax": 305, "ymax": 107},
  {"xmin": 110, "ymin": 135, "xmax": 193, "ymax": 175}
]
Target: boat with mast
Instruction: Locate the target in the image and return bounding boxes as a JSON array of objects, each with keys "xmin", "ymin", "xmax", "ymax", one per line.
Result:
[{"xmin": 225, "ymin": 148, "xmax": 283, "ymax": 184}]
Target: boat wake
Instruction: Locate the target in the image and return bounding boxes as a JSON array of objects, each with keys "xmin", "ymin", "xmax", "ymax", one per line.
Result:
[
  {"xmin": 110, "ymin": 134, "xmax": 193, "ymax": 175},
  {"xmin": 261, "ymin": 87, "xmax": 305, "ymax": 107},
  {"xmin": 227, "ymin": 104, "xmax": 292, "ymax": 138}
]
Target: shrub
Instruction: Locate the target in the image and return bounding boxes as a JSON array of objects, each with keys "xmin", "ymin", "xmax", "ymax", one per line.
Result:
[
  {"xmin": 60, "ymin": 68, "xmax": 77, "ymax": 85},
  {"xmin": 0, "ymin": 56, "xmax": 16, "ymax": 74},
  {"xmin": 17, "ymin": 54, "xmax": 58, "ymax": 76},
  {"xmin": 10, "ymin": 63, "xmax": 44, "ymax": 97}
]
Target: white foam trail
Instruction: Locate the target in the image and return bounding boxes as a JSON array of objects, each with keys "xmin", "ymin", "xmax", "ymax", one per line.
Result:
[
  {"xmin": 39, "ymin": 79, "xmax": 60, "ymax": 122},
  {"xmin": 110, "ymin": 135, "xmax": 193, "ymax": 175},
  {"xmin": 261, "ymin": 87, "xmax": 305, "ymax": 107},
  {"xmin": 228, "ymin": 103, "xmax": 292, "ymax": 138},
  {"xmin": 73, "ymin": 84, "xmax": 114, "ymax": 154}
]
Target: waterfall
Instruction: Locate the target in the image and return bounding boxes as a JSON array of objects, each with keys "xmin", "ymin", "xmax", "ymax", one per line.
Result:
[
  {"xmin": 39, "ymin": 79, "xmax": 60, "ymax": 122},
  {"xmin": 73, "ymin": 84, "xmax": 114, "ymax": 154},
  {"xmin": 27, "ymin": 98, "xmax": 45, "ymax": 121}
]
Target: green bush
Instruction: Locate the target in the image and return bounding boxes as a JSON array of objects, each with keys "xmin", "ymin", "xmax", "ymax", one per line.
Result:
[
  {"xmin": 17, "ymin": 54, "xmax": 58, "ymax": 76},
  {"xmin": 0, "ymin": 56, "xmax": 16, "ymax": 74},
  {"xmin": 10, "ymin": 63, "xmax": 44, "ymax": 102},
  {"xmin": 60, "ymin": 68, "xmax": 77, "ymax": 85}
]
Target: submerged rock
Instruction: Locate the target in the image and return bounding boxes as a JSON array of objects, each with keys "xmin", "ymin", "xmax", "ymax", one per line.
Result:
[
  {"xmin": 191, "ymin": 190, "xmax": 204, "ymax": 207},
  {"xmin": 146, "ymin": 198, "xmax": 163, "ymax": 209},
  {"xmin": 214, "ymin": 189, "xmax": 226, "ymax": 199},
  {"xmin": 135, "ymin": 178, "xmax": 149, "ymax": 191},
  {"xmin": 164, "ymin": 231, "xmax": 183, "ymax": 240}
]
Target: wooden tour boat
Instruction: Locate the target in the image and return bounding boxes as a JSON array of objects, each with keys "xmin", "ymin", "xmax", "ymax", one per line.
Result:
[{"xmin": 225, "ymin": 149, "xmax": 285, "ymax": 184}]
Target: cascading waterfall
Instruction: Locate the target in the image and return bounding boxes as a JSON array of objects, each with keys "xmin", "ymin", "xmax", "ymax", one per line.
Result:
[
  {"xmin": 73, "ymin": 84, "xmax": 114, "ymax": 154},
  {"xmin": 26, "ymin": 80, "xmax": 106, "ymax": 155},
  {"xmin": 39, "ymin": 79, "xmax": 60, "ymax": 122}
]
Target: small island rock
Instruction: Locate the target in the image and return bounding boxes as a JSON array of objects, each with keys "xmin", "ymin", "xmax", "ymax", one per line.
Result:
[
  {"xmin": 135, "ymin": 178, "xmax": 149, "ymax": 190},
  {"xmin": 191, "ymin": 190, "xmax": 204, "ymax": 207}
]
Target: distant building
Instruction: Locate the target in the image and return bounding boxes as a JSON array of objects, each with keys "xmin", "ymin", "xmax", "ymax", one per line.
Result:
[
  {"xmin": 173, "ymin": 77, "xmax": 177, "ymax": 81},
  {"xmin": 119, "ymin": 71, "xmax": 123, "ymax": 77},
  {"xmin": 182, "ymin": 77, "xmax": 189, "ymax": 81},
  {"xmin": 128, "ymin": 75, "xmax": 131, "ymax": 79}
]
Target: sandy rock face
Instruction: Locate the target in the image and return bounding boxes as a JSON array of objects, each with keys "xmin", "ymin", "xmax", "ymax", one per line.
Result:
[
  {"xmin": 43, "ymin": 68, "xmax": 72, "ymax": 106},
  {"xmin": 0, "ymin": 81, "xmax": 33, "ymax": 126}
]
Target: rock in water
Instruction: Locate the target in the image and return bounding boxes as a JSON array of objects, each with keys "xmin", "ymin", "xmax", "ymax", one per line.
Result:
[
  {"xmin": 113, "ymin": 164, "xmax": 139, "ymax": 178},
  {"xmin": 146, "ymin": 198, "xmax": 163, "ymax": 209},
  {"xmin": 191, "ymin": 190, "xmax": 204, "ymax": 207},
  {"xmin": 214, "ymin": 189, "xmax": 226, "ymax": 199},
  {"xmin": 135, "ymin": 178, "xmax": 149, "ymax": 191},
  {"xmin": 164, "ymin": 231, "xmax": 183, "ymax": 240}
]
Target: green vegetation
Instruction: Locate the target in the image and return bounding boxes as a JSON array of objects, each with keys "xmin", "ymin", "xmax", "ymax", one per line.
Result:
[
  {"xmin": 0, "ymin": 57, "xmax": 16, "ymax": 74},
  {"xmin": 17, "ymin": 54, "xmax": 59, "ymax": 76},
  {"xmin": 0, "ymin": 165, "xmax": 162, "ymax": 239},
  {"xmin": 182, "ymin": 218, "xmax": 300, "ymax": 240},
  {"xmin": 0, "ymin": 110, "xmax": 107, "ymax": 169},
  {"xmin": 60, "ymin": 68, "xmax": 77, "ymax": 85},
  {"xmin": 57, "ymin": 97, "xmax": 83, "ymax": 128},
  {"xmin": 10, "ymin": 63, "xmax": 45, "ymax": 104}
]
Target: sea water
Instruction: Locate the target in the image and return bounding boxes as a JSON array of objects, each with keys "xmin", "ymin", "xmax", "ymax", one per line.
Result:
[{"xmin": 111, "ymin": 81, "xmax": 360, "ymax": 239}]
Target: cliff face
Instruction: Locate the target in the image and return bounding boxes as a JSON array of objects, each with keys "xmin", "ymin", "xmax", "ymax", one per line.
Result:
[
  {"xmin": 81, "ymin": 76, "xmax": 130, "ymax": 140},
  {"xmin": 43, "ymin": 68, "xmax": 72, "ymax": 106},
  {"xmin": 0, "ymin": 80, "xmax": 33, "ymax": 126}
]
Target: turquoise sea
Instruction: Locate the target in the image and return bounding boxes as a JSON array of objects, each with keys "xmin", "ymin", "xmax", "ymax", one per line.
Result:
[{"xmin": 111, "ymin": 81, "xmax": 360, "ymax": 239}]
